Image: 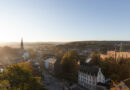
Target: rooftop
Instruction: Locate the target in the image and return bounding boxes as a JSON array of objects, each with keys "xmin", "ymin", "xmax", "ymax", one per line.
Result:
[{"xmin": 79, "ymin": 63, "xmax": 99, "ymax": 76}]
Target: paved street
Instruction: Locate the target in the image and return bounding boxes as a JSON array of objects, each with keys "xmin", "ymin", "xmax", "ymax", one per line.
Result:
[{"xmin": 43, "ymin": 72, "xmax": 65, "ymax": 90}]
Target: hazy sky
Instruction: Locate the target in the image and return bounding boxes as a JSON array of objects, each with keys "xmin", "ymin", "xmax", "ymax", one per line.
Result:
[{"xmin": 0, "ymin": 0, "xmax": 130, "ymax": 42}]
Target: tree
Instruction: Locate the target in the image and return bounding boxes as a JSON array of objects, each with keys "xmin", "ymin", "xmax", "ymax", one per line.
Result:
[
  {"xmin": 79, "ymin": 55, "xmax": 86, "ymax": 63},
  {"xmin": 60, "ymin": 51, "xmax": 79, "ymax": 81},
  {"xmin": 17, "ymin": 62, "xmax": 33, "ymax": 72},
  {"xmin": 89, "ymin": 53, "xmax": 130, "ymax": 83},
  {"xmin": 0, "ymin": 80, "xmax": 10, "ymax": 90},
  {"xmin": 90, "ymin": 53, "xmax": 101, "ymax": 66},
  {"xmin": 100, "ymin": 57, "xmax": 130, "ymax": 82},
  {"xmin": 0, "ymin": 63, "xmax": 45, "ymax": 90}
]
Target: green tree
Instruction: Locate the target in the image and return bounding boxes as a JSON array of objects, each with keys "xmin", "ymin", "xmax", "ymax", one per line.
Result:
[
  {"xmin": 79, "ymin": 55, "xmax": 86, "ymax": 63},
  {"xmin": 90, "ymin": 53, "xmax": 101, "ymax": 66},
  {"xmin": 0, "ymin": 80, "xmax": 10, "ymax": 90},
  {"xmin": 100, "ymin": 57, "xmax": 130, "ymax": 82},
  {"xmin": 0, "ymin": 63, "xmax": 45, "ymax": 90},
  {"xmin": 60, "ymin": 51, "xmax": 79, "ymax": 81}
]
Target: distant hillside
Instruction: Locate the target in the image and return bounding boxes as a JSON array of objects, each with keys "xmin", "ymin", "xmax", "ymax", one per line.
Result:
[
  {"xmin": 0, "ymin": 42, "xmax": 64, "ymax": 49},
  {"xmin": 55, "ymin": 41, "xmax": 130, "ymax": 53}
]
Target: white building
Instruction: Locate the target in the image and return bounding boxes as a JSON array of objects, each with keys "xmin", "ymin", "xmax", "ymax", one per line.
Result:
[
  {"xmin": 86, "ymin": 58, "xmax": 92, "ymax": 63},
  {"xmin": 23, "ymin": 52, "xmax": 30, "ymax": 60},
  {"xmin": 78, "ymin": 63, "xmax": 105, "ymax": 89},
  {"xmin": 48, "ymin": 59, "xmax": 56, "ymax": 73},
  {"xmin": 0, "ymin": 63, "xmax": 4, "ymax": 73},
  {"xmin": 44, "ymin": 58, "xmax": 56, "ymax": 70}
]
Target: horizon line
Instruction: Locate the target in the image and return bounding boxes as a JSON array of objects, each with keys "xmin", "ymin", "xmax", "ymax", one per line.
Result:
[{"xmin": 0, "ymin": 40, "xmax": 130, "ymax": 43}]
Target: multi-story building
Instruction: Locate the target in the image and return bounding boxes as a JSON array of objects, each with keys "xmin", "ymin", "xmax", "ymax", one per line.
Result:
[
  {"xmin": 100, "ymin": 51, "xmax": 130, "ymax": 60},
  {"xmin": 78, "ymin": 63, "xmax": 105, "ymax": 89},
  {"xmin": 44, "ymin": 57, "xmax": 56, "ymax": 73},
  {"xmin": 48, "ymin": 58, "xmax": 56, "ymax": 73}
]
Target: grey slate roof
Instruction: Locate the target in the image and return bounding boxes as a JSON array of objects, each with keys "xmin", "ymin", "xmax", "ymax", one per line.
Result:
[{"xmin": 79, "ymin": 63, "xmax": 99, "ymax": 76}]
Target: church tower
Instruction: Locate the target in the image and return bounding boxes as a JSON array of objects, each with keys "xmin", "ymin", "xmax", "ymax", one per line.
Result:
[{"xmin": 21, "ymin": 38, "xmax": 24, "ymax": 55}]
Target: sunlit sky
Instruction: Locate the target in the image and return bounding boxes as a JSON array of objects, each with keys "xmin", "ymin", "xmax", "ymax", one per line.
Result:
[{"xmin": 0, "ymin": 0, "xmax": 130, "ymax": 42}]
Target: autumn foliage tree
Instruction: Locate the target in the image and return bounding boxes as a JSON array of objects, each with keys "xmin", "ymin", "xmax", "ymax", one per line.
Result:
[
  {"xmin": 89, "ymin": 53, "xmax": 130, "ymax": 86},
  {"xmin": 0, "ymin": 62, "xmax": 45, "ymax": 90},
  {"xmin": 90, "ymin": 52, "xmax": 101, "ymax": 66},
  {"xmin": 60, "ymin": 51, "xmax": 79, "ymax": 81}
]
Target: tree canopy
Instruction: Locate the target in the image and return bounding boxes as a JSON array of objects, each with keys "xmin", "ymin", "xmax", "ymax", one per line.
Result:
[
  {"xmin": 90, "ymin": 52, "xmax": 101, "ymax": 66},
  {"xmin": 90, "ymin": 53, "xmax": 130, "ymax": 86},
  {"xmin": 0, "ymin": 62, "xmax": 45, "ymax": 90},
  {"xmin": 60, "ymin": 51, "xmax": 79, "ymax": 81}
]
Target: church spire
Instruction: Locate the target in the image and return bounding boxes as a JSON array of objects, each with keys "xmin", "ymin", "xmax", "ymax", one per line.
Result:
[{"xmin": 21, "ymin": 38, "xmax": 24, "ymax": 54}]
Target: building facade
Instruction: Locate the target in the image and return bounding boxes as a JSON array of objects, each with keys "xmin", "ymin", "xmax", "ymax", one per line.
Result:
[
  {"xmin": 78, "ymin": 63, "xmax": 105, "ymax": 89},
  {"xmin": 48, "ymin": 59, "xmax": 56, "ymax": 73},
  {"xmin": 44, "ymin": 58, "xmax": 56, "ymax": 73},
  {"xmin": 100, "ymin": 51, "xmax": 130, "ymax": 60}
]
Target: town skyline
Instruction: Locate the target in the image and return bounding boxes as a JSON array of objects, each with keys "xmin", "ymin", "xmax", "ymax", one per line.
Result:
[{"xmin": 0, "ymin": 0, "xmax": 130, "ymax": 90}]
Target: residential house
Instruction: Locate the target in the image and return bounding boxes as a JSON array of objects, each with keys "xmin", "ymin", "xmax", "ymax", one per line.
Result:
[{"xmin": 44, "ymin": 57, "xmax": 56, "ymax": 73}]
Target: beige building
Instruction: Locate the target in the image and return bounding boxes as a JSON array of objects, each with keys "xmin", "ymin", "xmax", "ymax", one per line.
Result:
[{"xmin": 100, "ymin": 51, "xmax": 130, "ymax": 60}]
